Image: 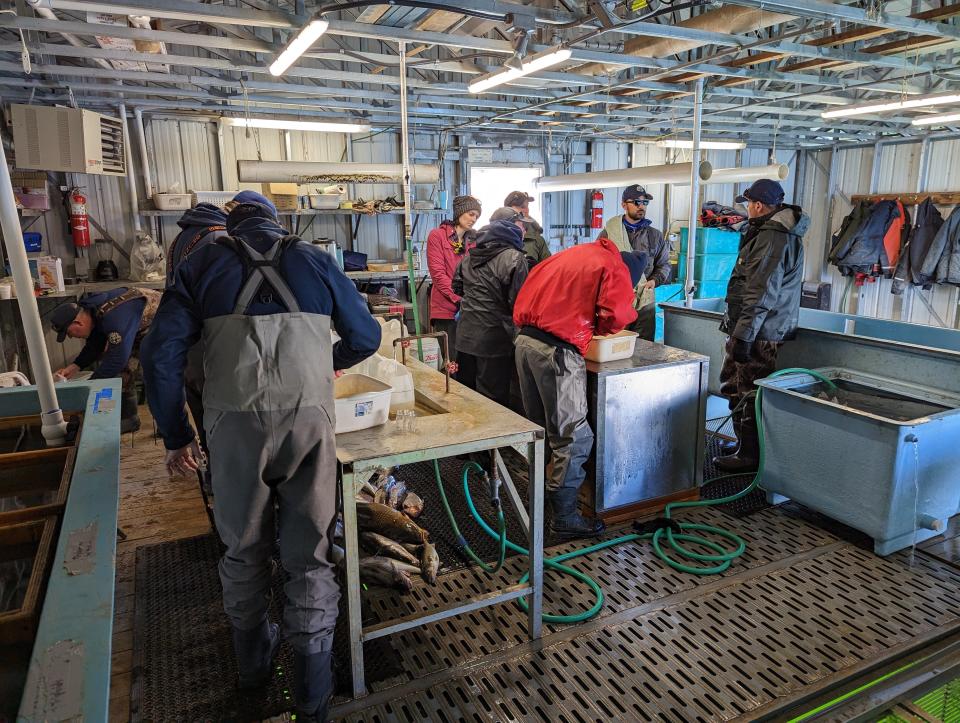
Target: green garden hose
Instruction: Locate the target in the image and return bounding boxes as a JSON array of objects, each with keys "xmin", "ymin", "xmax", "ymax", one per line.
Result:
[{"xmin": 433, "ymin": 367, "xmax": 837, "ymax": 623}]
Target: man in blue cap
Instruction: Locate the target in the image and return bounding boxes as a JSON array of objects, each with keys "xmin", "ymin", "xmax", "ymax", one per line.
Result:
[
  {"xmin": 51, "ymin": 286, "xmax": 162, "ymax": 433},
  {"xmin": 142, "ymin": 200, "xmax": 380, "ymax": 722},
  {"xmin": 599, "ymin": 184, "xmax": 670, "ymax": 340},
  {"xmin": 715, "ymin": 179, "xmax": 808, "ymax": 473}
]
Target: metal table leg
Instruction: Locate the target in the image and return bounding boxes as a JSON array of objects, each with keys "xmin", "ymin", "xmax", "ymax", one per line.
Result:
[
  {"xmin": 527, "ymin": 436, "xmax": 545, "ymax": 639},
  {"xmin": 341, "ymin": 463, "xmax": 367, "ymax": 697}
]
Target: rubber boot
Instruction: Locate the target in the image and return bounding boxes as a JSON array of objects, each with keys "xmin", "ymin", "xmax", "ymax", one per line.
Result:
[
  {"xmin": 293, "ymin": 650, "xmax": 334, "ymax": 722},
  {"xmin": 714, "ymin": 418, "xmax": 760, "ymax": 473},
  {"xmin": 119, "ymin": 389, "xmax": 141, "ymax": 434},
  {"xmin": 232, "ymin": 620, "xmax": 280, "ymax": 689},
  {"xmin": 549, "ymin": 488, "xmax": 605, "ymax": 542}
]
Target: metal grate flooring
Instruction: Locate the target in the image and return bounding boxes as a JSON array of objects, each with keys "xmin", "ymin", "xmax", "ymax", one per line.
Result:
[{"xmin": 332, "ymin": 504, "xmax": 960, "ymax": 721}]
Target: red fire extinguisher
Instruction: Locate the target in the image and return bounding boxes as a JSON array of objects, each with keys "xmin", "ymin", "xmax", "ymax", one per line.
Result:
[
  {"xmin": 590, "ymin": 190, "xmax": 604, "ymax": 230},
  {"xmin": 69, "ymin": 189, "xmax": 90, "ymax": 248}
]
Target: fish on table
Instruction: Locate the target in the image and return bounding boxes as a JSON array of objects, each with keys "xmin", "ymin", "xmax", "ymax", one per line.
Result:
[
  {"xmin": 360, "ymin": 531, "xmax": 421, "ymax": 566},
  {"xmin": 358, "ymin": 557, "xmax": 414, "ymax": 592},
  {"xmin": 357, "ymin": 501, "xmax": 429, "ymax": 545},
  {"xmin": 420, "ymin": 542, "xmax": 440, "ymax": 585}
]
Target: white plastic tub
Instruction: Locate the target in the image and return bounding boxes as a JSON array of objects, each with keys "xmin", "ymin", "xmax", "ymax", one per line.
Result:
[
  {"xmin": 193, "ymin": 191, "xmax": 235, "ymax": 209},
  {"xmin": 309, "ymin": 194, "xmax": 342, "ymax": 210},
  {"xmin": 347, "ymin": 353, "xmax": 415, "ymax": 410},
  {"xmin": 584, "ymin": 330, "xmax": 639, "ymax": 363},
  {"xmin": 334, "ymin": 374, "xmax": 392, "ymax": 434},
  {"xmin": 154, "ymin": 193, "xmax": 193, "ymax": 210}
]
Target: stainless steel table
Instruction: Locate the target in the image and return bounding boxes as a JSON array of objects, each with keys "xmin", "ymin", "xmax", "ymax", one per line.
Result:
[
  {"xmin": 335, "ymin": 359, "xmax": 545, "ymax": 698},
  {"xmin": 586, "ymin": 340, "xmax": 709, "ymax": 518}
]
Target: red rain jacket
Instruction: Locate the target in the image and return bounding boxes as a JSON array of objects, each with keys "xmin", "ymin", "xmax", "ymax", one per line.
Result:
[
  {"xmin": 882, "ymin": 200, "xmax": 907, "ymax": 275},
  {"xmin": 513, "ymin": 237, "xmax": 638, "ymax": 356}
]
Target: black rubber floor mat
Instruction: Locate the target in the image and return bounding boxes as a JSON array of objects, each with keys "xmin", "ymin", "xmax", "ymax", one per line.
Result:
[
  {"xmin": 131, "ymin": 533, "xmax": 403, "ymax": 721},
  {"xmin": 391, "ymin": 454, "xmax": 529, "ymax": 574},
  {"xmin": 700, "ymin": 435, "xmax": 770, "ymax": 518}
]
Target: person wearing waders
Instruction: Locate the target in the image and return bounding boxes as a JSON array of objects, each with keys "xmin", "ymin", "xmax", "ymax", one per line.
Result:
[
  {"xmin": 141, "ymin": 202, "xmax": 381, "ymax": 721},
  {"xmin": 512, "ymin": 241, "xmax": 644, "ymax": 541}
]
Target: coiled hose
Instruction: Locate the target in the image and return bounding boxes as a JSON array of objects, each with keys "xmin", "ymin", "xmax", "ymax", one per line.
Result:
[{"xmin": 432, "ymin": 367, "xmax": 837, "ymax": 624}]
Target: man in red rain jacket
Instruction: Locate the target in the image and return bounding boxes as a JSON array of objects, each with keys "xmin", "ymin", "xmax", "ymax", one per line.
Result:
[{"xmin": 513, "ymin": 238, "xmax": 644, "ymax": 540}]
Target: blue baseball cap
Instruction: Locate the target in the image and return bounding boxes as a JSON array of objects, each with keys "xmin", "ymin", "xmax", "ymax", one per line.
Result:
[
  {"xmin": 232, "ymin": 190, "xmax": 278, "ymax": 219},
  {"xmin": 735, "ymin": 179, "xmax": 784, "ymax": 206},
  {"xmin": 622, "ymin": 184, "xmax": 653, "ymax": 203}
]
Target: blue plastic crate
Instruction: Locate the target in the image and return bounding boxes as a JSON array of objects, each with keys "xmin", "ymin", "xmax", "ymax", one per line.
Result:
[
  {"xmin": 654, "ymin": 283, "xmax": 684, "ymax": 304},
  {"xmin": 695, "ymin": 280, "xmax": 729, "ymax": 299},
  {"xmin": 655, "ymin": 310, "xmax": 664, "ymax": 343},
  {"xmin": 679, "ymin": 227, "xmax": 741, "ymax": 254},
  {"xmin": 678, "ymin": 253, "xmax": 739, "ymax": 282}
]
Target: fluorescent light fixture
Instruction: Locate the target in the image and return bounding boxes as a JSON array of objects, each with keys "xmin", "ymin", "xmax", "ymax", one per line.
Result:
[
  {"xmin": 225, "ymin": 117, "xmax": 371, "ymax": 133},
  {"xmin": 821, "ymin": 92, "xmax": 960, "ymax": 119},
  {"xmin": 656, "ymin": 139, "xmax": 746, "ymax": 150},
  {"xmin": 269, "ymin": 18, "xmax": 329, "ymax": 76},
  {"xmin": 468, "ymin": 46, "xmax": 572, "ymax": 94},
  {"xmin": 911, "ymin": 111, "xmax": 960, "ymax": 127}
]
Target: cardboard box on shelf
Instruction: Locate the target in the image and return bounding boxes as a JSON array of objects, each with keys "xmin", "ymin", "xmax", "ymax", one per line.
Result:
[
  {"xmin": 264, "ymin": 182, "xmax": 300, "ymax": 212},
  {"xmin": 36, "ymin": 256, "xmax": 65, "ymax": 292}
]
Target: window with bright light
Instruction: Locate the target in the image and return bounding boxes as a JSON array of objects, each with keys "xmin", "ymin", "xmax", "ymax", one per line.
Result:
[{"xmin": 469, "ymin": 166, "xmax": 543, "ymax": 228}]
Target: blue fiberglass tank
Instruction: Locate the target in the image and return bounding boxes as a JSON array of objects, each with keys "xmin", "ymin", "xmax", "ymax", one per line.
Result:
[{"xmin": 756, "ymin": 368, "xmax": 960, "ymax": 556}]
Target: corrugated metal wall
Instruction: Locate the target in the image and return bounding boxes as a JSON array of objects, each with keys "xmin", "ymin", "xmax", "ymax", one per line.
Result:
[{"xmin": 801, "ymin": 138, "xmax": 960, "ymax": 328}]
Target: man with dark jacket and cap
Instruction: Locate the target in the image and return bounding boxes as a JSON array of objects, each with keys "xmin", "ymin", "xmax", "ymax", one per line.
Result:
[
  {"xmin": 164, "ymin": 190, "xmax": 280, "ymax": 485},
  {"xmin": 51, "ymin": 285, "xmax": 162, "ymax": 433},
  {"xmin": 513, "ymin": 241, "xmax": 644, "ymax": 541},
  {"xmin": 453, "ymin": 207, "xmax": 529, "ymax": 408},
  {"xmin": 141, "ymin": 201, "xmax": 380, "ymax": 722},
  {"xmin": 715, "ymin": 179, "xmax": 808, "ymax": 473},
  {"xmin": 600, "ymin": 184, "xmax": 671, "ymax": 340},
  {"xmin": 504, "ymin": 190, "xmax": 551, "ymax": 267}
]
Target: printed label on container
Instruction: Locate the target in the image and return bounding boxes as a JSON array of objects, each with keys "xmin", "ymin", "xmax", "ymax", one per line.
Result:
[{"xmin": 354, "ymin": 400, "xmax": 373, "ymax": 417}]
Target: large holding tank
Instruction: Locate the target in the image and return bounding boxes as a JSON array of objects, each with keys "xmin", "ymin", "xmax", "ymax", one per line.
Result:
[{"xmin": 757, "ymin": 368, "xmax": 960, "ymax": 556}]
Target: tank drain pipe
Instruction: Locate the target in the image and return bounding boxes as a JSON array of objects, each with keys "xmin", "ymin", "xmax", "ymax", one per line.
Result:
[
  {"xmin": 133, "ymin": 108, "xmax": 155, "ymax": 199},
  {"xmin": 684, "ymin": 78, "xmax": 704, "ymax": 307},
  {"xmin": 0, "ymin": 142, "xmax": 68, "ymax": 444}
]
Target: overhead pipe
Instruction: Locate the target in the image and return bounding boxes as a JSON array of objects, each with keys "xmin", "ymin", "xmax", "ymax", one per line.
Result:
[
  {"xmin": 534, "ymin": 162, "xmax": 790, "ymax": 193},
  {"xmin": 0, "ymin": 142, "xmax": 68, "ymax": 445},
  {"xmin": 237, "ymin": 160, "xmax": 440, "ymax": 185},
  {"xmin": 685, "ymin": 78, "xmax": 705, "ymax": 307},
  {"xmin": 25, "ymin": 4, "xmax": 113, "ymax": 70},
  {"xmin": 118, "ymin": 103, "xmax": 142, "ymax": 234}
]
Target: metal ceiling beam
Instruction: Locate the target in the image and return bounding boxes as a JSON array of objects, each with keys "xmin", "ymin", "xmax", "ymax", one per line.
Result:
[{"xmin": 722, "ymin": 0, "xmax": 960, "ymax": 40}]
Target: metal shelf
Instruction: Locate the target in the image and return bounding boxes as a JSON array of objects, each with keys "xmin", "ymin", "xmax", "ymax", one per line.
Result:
[{"xmin": 139, "ymin": 208, "xmax": 444, "ymax": 218}]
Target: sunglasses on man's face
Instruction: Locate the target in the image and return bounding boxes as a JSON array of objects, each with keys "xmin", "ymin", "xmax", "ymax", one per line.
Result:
[{"xmin": 627, "ymin": 199, "xmax": 650, "ymax": 206}]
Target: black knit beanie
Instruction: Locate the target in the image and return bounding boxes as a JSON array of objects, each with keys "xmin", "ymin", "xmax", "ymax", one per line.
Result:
[{"xmin": 452, "ymin": 195, "xmax": 481, "ymax": 223}]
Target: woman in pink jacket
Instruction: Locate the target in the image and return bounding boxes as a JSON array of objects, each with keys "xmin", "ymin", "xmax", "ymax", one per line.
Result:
[{"xmin": 427, "ymin": 195, "xmax": 481, "ymax": 368}]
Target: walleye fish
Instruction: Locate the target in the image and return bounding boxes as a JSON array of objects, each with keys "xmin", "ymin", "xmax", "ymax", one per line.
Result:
[
  {"xmin": 358, "ymin": 557, "xmax": 413, "ymax": 592},
  {"xmin": 388, "ymin": 559, "xmax": 422, "ymax": 576},
  {"xmin": 357, "ymin": 501, "xmax": 429, "ymax": 545},
  {"xmin": 401, "ymin": 542, "xmax": 421, "ymax": 555},
  {"xmin": 360, "ymin": 531, "xmax": 420, "ymax": 566},
  {"xmin": 420, "ymin": 542, "xmax": 440, "ymax": 585},
  {"xmin": 402, "ymin": 491, "xmax": 424, "ymax": 519}
]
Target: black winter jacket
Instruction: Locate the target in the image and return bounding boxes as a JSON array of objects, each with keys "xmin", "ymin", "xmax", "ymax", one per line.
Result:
[
  {"xmin": 829, "ymin": 199, "xmax": 872, "ymax": 268},
  {"xmin": 832, "ymin": 200, "xmax": 900, "ymax": 276},
  {"xmin": 453, "ymin": 220, "xmax": 529, "ymax": 358},
  {"xmin": 920, "ymin": 205, "xmax": 960, "ymax": 286},
  {"xmin": 892, "ymin": 198, "xmax": 944, "ymax": 294},
  {"xmin": 721, "ymin": 205, "xmax": 808, "ymax": 344}
]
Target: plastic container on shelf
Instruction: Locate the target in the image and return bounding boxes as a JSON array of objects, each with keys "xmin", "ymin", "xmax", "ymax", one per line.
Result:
[
  {"xmin": 584, "ymin": 330, "xmax": 639, "ymax": 363},
  {"xmin": 193, "ymin": 191, "xmax": 235, "ymax": 208},
  {"xmin": 154, "ymin": 193, "xmax": 193, "ymax": 210},
  {"xmin": 309, "ymin": 194, "xmax": 342, "ymax": 210},
  {"xmin": 22, "ymin": 232, "xmax": 42, "ymax": 253},
  {"xmin": 334, "ymin": 374, "xmax": 392, "ymax": 434}
]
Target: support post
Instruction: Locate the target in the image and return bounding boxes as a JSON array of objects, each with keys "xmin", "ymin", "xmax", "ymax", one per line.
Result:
[
  {"xmin": 0, "ymin": 143, "xmax": 67, "ymax": 444},
  {"xmin": 527, "ymin": 436, "xmax": 545, "ymax": 640},
  {"xmin": 133, "ymin": 108, "xmax": 154, "ymax": 199},
  {"xmin": 400, "ymin": 40, "xmax": 424, "ymax": 357},
  {"xmin": 684, "ymin": 78, "xmax": 705, "ymax": 307},
  {"xmin": 341, "ymin": 463, "xmax": 366, "ymax": 697}
]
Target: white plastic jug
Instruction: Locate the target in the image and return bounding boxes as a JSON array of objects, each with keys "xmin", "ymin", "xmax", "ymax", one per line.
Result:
[
  {"xmin": 377, "ymin": 317, "xmax": 404, "ymax": 359},
  {"xmin": 347, "ymin": 353, "xmax": 415, "ymax": 409}
]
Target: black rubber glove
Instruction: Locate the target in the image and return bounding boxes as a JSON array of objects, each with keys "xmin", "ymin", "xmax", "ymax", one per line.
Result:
[{"xmin": 732, "ymin": 337, "xmax": 753, "ymax": 363}]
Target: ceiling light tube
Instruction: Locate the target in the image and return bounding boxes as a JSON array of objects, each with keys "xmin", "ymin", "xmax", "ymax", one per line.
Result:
[
  {"xmin": 468, "ymin": 46, "xmax": 572, "ymax": 94},
  {"xmin": 656, "ymin": 139, "xmax": 746, "ymax": 150},
  {"xmin": 911, "ymin": 111, "xmax": 960, "ymax": 127},
  {"xmin": 226, "ymin": 117, "xmax": 370, "ymax": 133},
  {"xmin": 269, "ymin": 17, "xmax": 329, "ymax": 76},
  {"xmin": 821, "ymin": 92, "xmax": 960, "ymax": 119}
]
